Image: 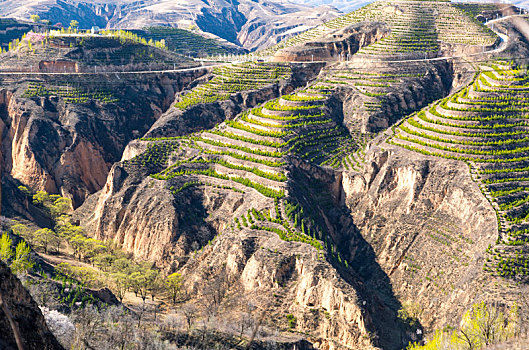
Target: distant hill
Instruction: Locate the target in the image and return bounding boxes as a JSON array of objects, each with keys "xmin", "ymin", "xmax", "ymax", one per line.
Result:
[
  {"xmin": 0, "ymin": 0, "xmax": 341, "ymax": 51},
  {"xmin": 0, "ymin": 18, "xmax": 45, "ymax": 50},
  {"xmin": 288, "ymin": 0, "xmax": 529, "ymax": 13},
  {"xmin": 287, "ymin": 0, "xmax": 368, "ymax": 13}
]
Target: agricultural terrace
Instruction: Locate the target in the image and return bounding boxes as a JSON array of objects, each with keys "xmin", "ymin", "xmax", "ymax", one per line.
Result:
[
  {"xmin": 174, "ymin": 62, "xmax": 292, "ymax": 110},
  {"xmin": 130, "ymin": 27, "xmax": 241, "ymax": 57},
  {"xmin": 124, "ymin": 80, "xmax": 368, "ymax": 265},
  {"xmin": 22, "ymin": 82, "xmax": 119, "ymax": 104},
  {"xmin": 390, "ymin": 60, "xmax": 529, "ymax": 281},
  {"xmin": 0, "ymin": 31, "xmax": 194, "ymax": 72},
  {"xmin": 259, "ymin": 0, "xmax": 497, "ymax": 58}
]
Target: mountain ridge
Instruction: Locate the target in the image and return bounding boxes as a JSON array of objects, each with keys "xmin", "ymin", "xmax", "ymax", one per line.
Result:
[{"xmin": 0, "ymin": 0, "xmax": 341, "ymax": 50}]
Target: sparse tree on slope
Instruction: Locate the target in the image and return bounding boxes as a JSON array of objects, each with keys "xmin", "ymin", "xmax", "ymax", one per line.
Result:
[
  {"xmin": 0, "ymin": 233, "xmax": 13, "ymax": 263},
  {"xmin": 165, "ymin": 272, "xmax": 183, "ymax": 305},
  {"xmin": 10, "ymin": 241, "xmax": 34, "ymax": 275}
]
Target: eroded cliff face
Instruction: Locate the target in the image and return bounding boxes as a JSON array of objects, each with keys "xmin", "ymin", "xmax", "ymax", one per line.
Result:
[
  {"xmin": 76, "ymin": 162, "xmax": 391, "ymax": 349},
  {"xmin": 182, "ymin": 227, "xmax": 382, "ymax": 349},
  {"xmin": 271, "ymin": 22, "xmax": 390, "ymax": 62},
  {"xmin": 75, "ymin": 152, "xmax": 415, "ymax": 349},
  {"xmin": 0, "ymin": 260, "xmax": 63, "ymax": 350},
  {"xmin": 335, "ymin": 60, "xmax": 455, "ymax": 133},
  {"xmin": 76, "ymin": 165, "xmax": 194, "ymax": 263},
  {"xmin": 341, "ymin": 144, "xmax": 515, "ymax": 330},
  {"xmin": 0, "ymin": 69, "xmax": 207, "ymax": 208}
]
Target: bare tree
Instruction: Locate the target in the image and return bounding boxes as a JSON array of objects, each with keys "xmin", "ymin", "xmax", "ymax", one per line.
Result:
[
  {"xmin": 181, "ymin": 304, "xmax": 198, "ymax": 331},
  {"xmin": 71, "ymin": 305, "xmax": 104, "ymax": 350}
]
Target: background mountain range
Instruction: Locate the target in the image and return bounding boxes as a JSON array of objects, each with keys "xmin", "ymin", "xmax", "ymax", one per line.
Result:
[
  {"xmin": 3, "ymin": 0, "xmax": 526, "ymax": 51},
  {"xmin": 0, "ymin": 0, "xmax": 340, "ymax": 50}
]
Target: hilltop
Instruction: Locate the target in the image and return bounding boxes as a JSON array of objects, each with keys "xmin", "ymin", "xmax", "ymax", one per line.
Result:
[
  {"xmin": 0, "ymin": 0, "xmax": 341, "ymax": 51},
  {"xmin": 0, "ymin": 31, "xmax": 197, "ymax": 72}
]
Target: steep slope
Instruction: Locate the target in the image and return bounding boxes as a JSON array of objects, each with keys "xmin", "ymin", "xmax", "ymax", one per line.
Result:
[
  {"xmin": 0, "ymin": 260, "xmax": 63, "ymax": 350},
  {"xmin": 4, "ymin": 1, "xmax": 529, "ymax": 349},
  {"xmin": 0, "ymin": 34, "xmax": 207, "ymax": 209},
  {"xmin": 75, "ymin": 71, "xmax": 413, "ymax": 349},
  {"xmin": 364, "ymin": 58, "xmax": 529, "ymax": 333},
  {"xmin": 391, "ymin": 61, "xmax": 529, "ymax": 282},
  {"xmin": 74, "ymin": 50, "xmax": 459, "ymax": 347}
]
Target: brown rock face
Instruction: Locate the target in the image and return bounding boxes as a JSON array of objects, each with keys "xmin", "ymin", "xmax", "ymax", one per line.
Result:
[
  {"xmin": 75, "ymin": 152, "xmax": 414, "ymax": 349},
  {"xmin": 77, "ymin": 164, "xmax": 391, "ymax": 349},
  {"xmin": 330, "ymin": 59, "xmax": 456, "ymax": 133},
  {"xmin": 341, "ymin": 145, "xmax": 519, "ymax": 331},
  {"xmin": 0, "ymin": 260, "xmax": 63, "ymax": 350},
  {"xmin": 271, "ymin": 22, "xmax": 390, "ymax": 62},
  {"xmin": 183, "ymin": 227, "xmax": 384, "ymax": 349},
  {"xmin": 38, "ymin": 61, "xmax": 79, "ymax": 73},
  {"xmin": 0, "ymin": 69, "xmax": 207, "ymax": 208}
]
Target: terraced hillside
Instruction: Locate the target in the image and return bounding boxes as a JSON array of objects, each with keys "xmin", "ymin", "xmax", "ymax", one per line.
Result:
[
  {"xmin": 138, "ymin": 83, "xmax": 357, "ymax": 206},
  {"xmin": 175, "ymin": 63, "xmax": 292, "ymax": 110},
  {"xmin": 0, "ymin": 32, "xmax": 196, "ymax": 72},
  {"xmin": 262, "ymin": 0, "xmax": 498, "ymax": 60},
  {"xmin": 78, "ymin": 77, "xmax": 414, "ymax": 347},
  {"xmin": 306, "ymin": 58, "xmax": 453, "ymax": 140},
  {"xmin": 4, "ymin": 0, "xmax": 529, "ymax": 349},
  {"xmin": 390, "ymin": 60, "xmax": 529, "ymax": 281},
  {"xmin": 131, "ymin": 27, "xmax": 245, "ymax": 57},
  {"xmin": 22, "ymin": 82, "xmax": 119, "ymax": 104}
]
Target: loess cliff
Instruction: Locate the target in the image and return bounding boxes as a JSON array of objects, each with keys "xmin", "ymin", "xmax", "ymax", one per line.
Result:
[
  {"xmin": 2, "ymin": 1, "xmax": 529, "ymax": 350},
  {"xmin": 0, "ymin": 260, "xmax": 63, "ymax": 350}
]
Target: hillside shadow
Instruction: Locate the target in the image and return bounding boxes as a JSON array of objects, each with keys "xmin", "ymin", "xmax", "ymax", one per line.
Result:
[{"xmin": 289, "ymin": 162, "xmax": 419, "ymax": 350}]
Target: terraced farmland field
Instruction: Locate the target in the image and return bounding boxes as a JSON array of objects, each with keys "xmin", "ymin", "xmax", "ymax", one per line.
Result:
[
  {"xmin": 390, "ymin": 60, "xmax": 529, "ymax": 281},
  {"xmin": 260, "ymin": 0, "xmax": 497, "ymax": 59},
  {"xmin": 22, "ymin": 82, "xmax": 119, "ymax": 104},
  {"xmin": 126, "ymin": 80, "xmax": 367, "ymax": 261},
  {"xmin": 175, "ymin": 62, "xmax": 292, "ymax": 110},
  {"xmin": 131, "ymin": 27, "xmax": 241, "ymax": 56}
]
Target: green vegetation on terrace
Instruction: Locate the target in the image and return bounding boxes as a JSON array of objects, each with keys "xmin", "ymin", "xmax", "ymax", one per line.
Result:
[
  {"xmin": 0, "ymin": 31, "xmax": 195, "ymax": 72},
  {"xmin": 130, "ymin": 27, "xmax": 241, "ymax": 57},
  {"xmin": 390, "ymin": 60, "xmax": 529, "ymax": 281},
  {"xmin": 258, "ymin": 0, "xmax": 497, "ymax": 58},
  {"xmin": 91, "ymin": 29, "xmax": 167, "ymax": 50},
  {"xmin": 174, "ymin": 62, "xmax": 291, "ymax": 110},
  {"xmin": 126, "ymin": 78, "xmax": 369, "ymax": 255},
  {"xmin": 22, "ymin": 82, "xmax": 119, "ymax": 104}
]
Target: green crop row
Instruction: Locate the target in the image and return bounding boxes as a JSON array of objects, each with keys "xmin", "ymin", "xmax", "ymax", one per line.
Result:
[{"xmin": 151, "ymin": 168, "xmax": 284, "ymax": 198}]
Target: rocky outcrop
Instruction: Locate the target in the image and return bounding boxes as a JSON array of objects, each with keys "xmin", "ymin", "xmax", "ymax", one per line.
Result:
[
  {"xmin": 0, "ymin": 260, "xmax": 63, "ymax": 350},
  {"xmin": 0, "ymin": 69, "xmax": 207, "ymax": 208},
  {"xmin": 182, "ymin": 226, "xmax": 383, "ymax": 349},
  {"xmin": 75, "ymin": 160, "xmax": 395, "ymax": 348},
  {"xmin": 38, "ymin": 61, "xmax": 79, "ymax": 73},
  {"xmin": 271, "ymin": 22, "xmax": 389, "ymax": 62},
  {"xmin": 341, "ymin": 144, "xmax": 517, "ymax": 331},
  {"xmin": 334, "ymin": 60, "xmax": 455, "ymax": 133},
  {"xmin": 75, "ymin": 150, "xmax": 415, "ymax": 349}
]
